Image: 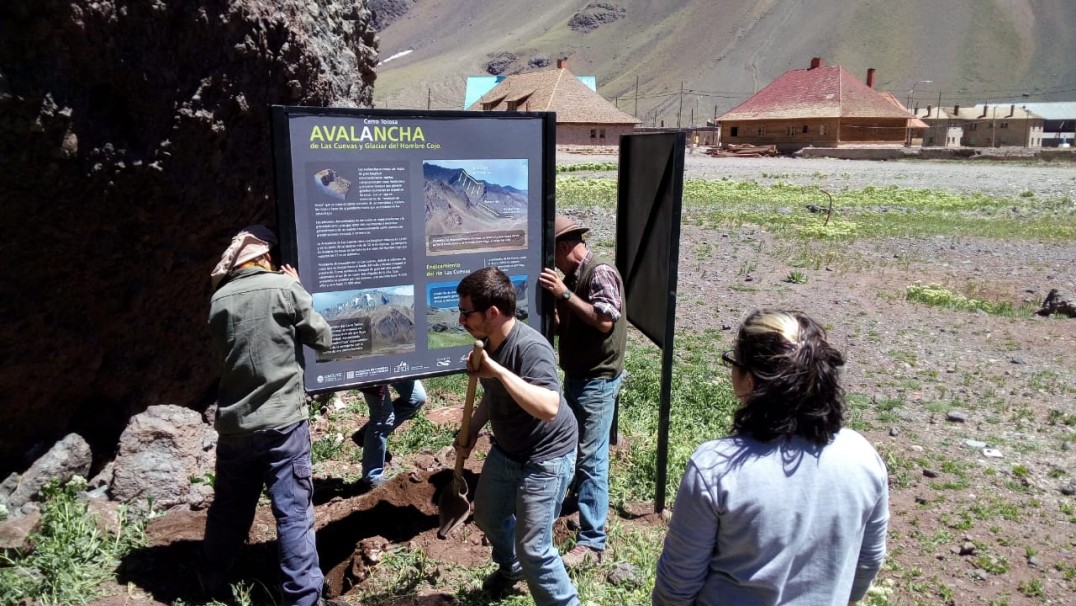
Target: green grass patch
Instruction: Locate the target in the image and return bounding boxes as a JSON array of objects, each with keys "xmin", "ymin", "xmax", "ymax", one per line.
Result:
[
  {"xmin": 612, "ymin": 336, "xmax": 739, "ymax": 505},
  {"xmin": 311, "ymin": 434, "xmax": 345, "ymax": 464},
  {"xmin": 555, "ymin": 176, "xmax": 1076, "ymax": 241},
  {"xmin": 557, "ymin": 162, "xmax": 618, "ymax": 173},
  {"xmin": 392, "ymin": 413, "xmax": 457, "ymax": 456},
  {"xmin": 905, "ymin": 282, "xmax": 1034, "ymax": 316},
  {"xmin": 0, "ymin": 478, "xmax": 147, "ymax": 605}
]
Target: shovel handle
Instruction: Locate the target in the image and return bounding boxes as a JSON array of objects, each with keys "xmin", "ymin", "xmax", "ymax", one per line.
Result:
[{"xmin": 455, "ymin": 340, "xmax": 484, "ymax": 474}]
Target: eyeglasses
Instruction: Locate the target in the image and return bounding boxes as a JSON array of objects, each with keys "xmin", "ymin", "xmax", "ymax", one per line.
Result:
[
  {"xmin": 459, "ymin": 307, "xmax": 484, "ymax": 319},
  {"xmin": 720, "ymin": 350, "xmax": 745, "ymax": 369}
]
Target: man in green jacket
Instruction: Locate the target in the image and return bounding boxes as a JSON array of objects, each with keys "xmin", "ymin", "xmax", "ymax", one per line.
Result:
[{"xmin": 202, "ymin": 225, "xmax": 343, "ymax": 606}]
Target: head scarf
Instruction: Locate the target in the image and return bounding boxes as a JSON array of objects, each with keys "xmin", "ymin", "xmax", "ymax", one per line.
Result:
[{"xmin": 210, "ymin": 225, "xmax": 278, "ymax": 289}]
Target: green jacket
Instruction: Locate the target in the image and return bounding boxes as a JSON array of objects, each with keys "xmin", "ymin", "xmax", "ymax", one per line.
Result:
[{"xmin": 209, "ymin": 267, "xmax": 332, "ymax": 435}]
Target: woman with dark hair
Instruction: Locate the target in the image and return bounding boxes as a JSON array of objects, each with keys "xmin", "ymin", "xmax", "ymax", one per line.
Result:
[{"xmin": 653, "ymin": 310, "xmax": 888, "ymax": 606}]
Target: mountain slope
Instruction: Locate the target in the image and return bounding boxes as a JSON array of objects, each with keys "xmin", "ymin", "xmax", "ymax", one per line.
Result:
[{"xmin": 371, "ymin": 0, "xmax": 1076, "ymax": 125}]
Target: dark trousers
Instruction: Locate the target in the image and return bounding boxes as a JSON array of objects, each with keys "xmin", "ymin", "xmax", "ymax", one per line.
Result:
[{"xmin": 202, "ymin": 420, "xmax": 322, "ymax": 606}]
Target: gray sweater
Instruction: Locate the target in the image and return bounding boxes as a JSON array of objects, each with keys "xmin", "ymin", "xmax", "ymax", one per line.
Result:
[{"xmin": 653, "ymin": 428, "xmax": 888, "ymax": 606}]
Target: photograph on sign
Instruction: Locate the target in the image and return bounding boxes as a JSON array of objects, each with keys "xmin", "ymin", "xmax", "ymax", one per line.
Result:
[{"xmin": 272, "ymin": 107, "xmax": 554, "ymax": 392}]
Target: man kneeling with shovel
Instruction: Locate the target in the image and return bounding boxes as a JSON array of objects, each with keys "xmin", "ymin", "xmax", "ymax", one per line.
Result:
[{"xmin": 453, "ymin": 267, "xmax": 581, "ymax": 606}]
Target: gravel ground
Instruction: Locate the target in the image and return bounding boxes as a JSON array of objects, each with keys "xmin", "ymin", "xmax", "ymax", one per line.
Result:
[
  {"xmin": 561, "ymin": 150, "xmax": 1076, "ymax": 200},
  {"xmin": 558, "ymin": 149, "xmax": 1076, "ymax": 604}
]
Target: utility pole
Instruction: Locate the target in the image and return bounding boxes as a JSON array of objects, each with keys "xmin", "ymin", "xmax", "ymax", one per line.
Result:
[
  {"xmin": 937, "ymin": 90, "xmax": 943, "ymax": 146},
  {"xmin": 677, "ymin": 82, "xmax": 684, "ymax": 128},
  {"xmin": 634, "ymin": 76, "xmax": 639, "ymax": 118},
  {"xmin": 427, "ymin": 88, "xmax": 431, "ymax": 111},
  {"xmin": 991, "ymin": 104, "xmax": 997, "ymax": 147}
]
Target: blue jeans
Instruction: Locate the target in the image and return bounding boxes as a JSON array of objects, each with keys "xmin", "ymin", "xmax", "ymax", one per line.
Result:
[
  {"xmin": 362, "ymin": 380, "xmax": 426, "ymax": 483},
  {"xmin": 564, "ymin": 374, "xmax": 622, "ymax": 551},
  {"xmin": 474, "ymin": 446, "xmax": 580, "ymax": 606},
  {"xmin": 202, "ymin": 421, "xmax": 322, "ymax": 606}
]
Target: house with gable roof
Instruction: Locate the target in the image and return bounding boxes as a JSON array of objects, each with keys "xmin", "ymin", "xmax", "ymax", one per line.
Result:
[
  {"xmin": 467, "ymin": 59, "xmax": 639, "ymax": 146},
  {"xmin": 717, "ymin": 58, "xmax": 919, "ymax": 151}
]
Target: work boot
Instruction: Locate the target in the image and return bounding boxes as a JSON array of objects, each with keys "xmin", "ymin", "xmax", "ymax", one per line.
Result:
[
  {"xmin": 481, "ymin": 567, "xmax": 524, "ymax": 598},
  {"xmin": 562, "ymin": 544, "xmax": 602, "ymax": 569}
]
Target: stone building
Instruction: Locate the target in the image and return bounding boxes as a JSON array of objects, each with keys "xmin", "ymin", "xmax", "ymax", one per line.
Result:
[{"xmin": 917, "ymin": 104, "xmax": 1045, "ymax": 147}]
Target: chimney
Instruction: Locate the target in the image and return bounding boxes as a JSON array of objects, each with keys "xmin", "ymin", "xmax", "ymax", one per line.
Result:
[
  {"xmin": 1008, "ymin": 103, "xmax": 1015, "ymax": 117},
  {"xmin": 866, "ymin": 68, "xmax": 876, "ymax": 89},
  {"xmin": 557, "ymin": 58, "xmax": 568, "ymax": 70},
  {"xmin": 953, "ymin": 104, "xmax": 960, "ymax": 115},
  {"xmin": 980, "ymin": 105, "xmax": 988, "ymax": 118},
  {"xmin": 809, "ymin": 57, "xmax": 824, "ymax": 69},
  {"xmin": 926, "ymin": 105, "xmax": 932, "ymax": 118}
]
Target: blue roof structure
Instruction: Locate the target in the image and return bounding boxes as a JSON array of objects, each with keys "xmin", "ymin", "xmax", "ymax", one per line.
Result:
[
  {"xmin": 1019, "ymin": 102, "xmax": 1076, "ymax": 120},
  {"xmin": 464, "ymin": 75, "xmax": 596, "ymax": 109}
]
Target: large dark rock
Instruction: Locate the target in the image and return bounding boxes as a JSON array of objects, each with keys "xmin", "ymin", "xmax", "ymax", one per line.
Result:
[
  {"xmin": 0, "ymin": 1, "xmax": 378, "ymax": 475},
  {"xmin": 110, "ymin": 405, "xmax": 216, "ymax": 511},
  {"xmin": 1, "ymin": 433, "xmax": 91, "ymax": 512}
]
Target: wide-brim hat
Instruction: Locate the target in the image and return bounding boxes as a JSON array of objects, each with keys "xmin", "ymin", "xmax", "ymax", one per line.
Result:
[{"xmin": 554, "ymin": 215, "xmax": 590, "ymax": 240}]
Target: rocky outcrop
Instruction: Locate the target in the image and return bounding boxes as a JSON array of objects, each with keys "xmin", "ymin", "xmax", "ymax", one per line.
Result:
[
  {"xmin": 568, "ymin": 3, "xmax": 626, "ymax": 34},
  {"xmin": 110, "ymin": 405, "xmax": 217, "ymax": 511},
  {"xmin": 369, "ymin": 0, "xmax": 415, "ymax": 31},
  {"xmin": 0, "ymin": 1, "xmax": 378, "ymax": 475},
  {"xmin": 1, "ymin": 433, "xmax": 92, "ymax": 513}
]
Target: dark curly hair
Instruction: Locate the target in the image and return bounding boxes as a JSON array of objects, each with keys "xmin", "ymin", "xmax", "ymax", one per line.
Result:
[{"xmin": 731, "ymin": 310, "xmax": 846, "ymax": 446}]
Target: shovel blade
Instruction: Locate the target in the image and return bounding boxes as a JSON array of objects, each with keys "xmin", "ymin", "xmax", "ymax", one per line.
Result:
[{"xmin": 436, "ymin": 475, "xmax": 470, "ymax": 539}]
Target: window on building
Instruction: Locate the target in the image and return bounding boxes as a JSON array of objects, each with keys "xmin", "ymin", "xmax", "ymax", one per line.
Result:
[
  {"xmin": 786, "ymin": 127, "xmax": 795, "ymax": 136},
  {"xmin": 590, "ymin": 129, "xmax": 597, "ymax": 139},
  {"xmin": 802, "ymin": 125, "xmax": 809, "ymax": 134},
  {"xmin": 999, "ymin": 122, "xmax": 1009, "ymax": 129},
  {"xmin": 599, "ymin": 128, "xmax": 606, "ymax": 139},
  {"xmin": 757, "ymin": 126, "xmax": 767, "ymax": 136},
  {"xmin": 819, "ymin": 125, "xmax": 826, "ymax": 135},
  {"xmin": 730, "ymin": 127, "xmax": 738, "ymax": 137},
  {"xmin": 969, "ymin": 123, "xmax": 978, "ymax": 131}
]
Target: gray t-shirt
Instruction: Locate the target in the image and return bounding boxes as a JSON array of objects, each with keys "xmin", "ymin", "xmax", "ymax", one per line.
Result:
[{"xmin": 480, "ymin": 320, "xmax": 578, "ymax": 463}]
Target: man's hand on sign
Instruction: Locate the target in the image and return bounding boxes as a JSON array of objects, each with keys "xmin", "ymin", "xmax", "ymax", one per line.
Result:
[{"xmin": 539, "ymin": 267, "xmax": 569, "ymax": 299}]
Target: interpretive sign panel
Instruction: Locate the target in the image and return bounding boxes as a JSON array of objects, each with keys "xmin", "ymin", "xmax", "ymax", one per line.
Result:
[{"xmin": 271, "ymin": 106, "xmax": 555, "ymax": 392}]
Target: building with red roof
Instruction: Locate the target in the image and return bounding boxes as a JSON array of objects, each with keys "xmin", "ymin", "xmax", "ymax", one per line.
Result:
[{"xmin": 717, "ymin": 58, "xmax": 919, "ymax": 151}]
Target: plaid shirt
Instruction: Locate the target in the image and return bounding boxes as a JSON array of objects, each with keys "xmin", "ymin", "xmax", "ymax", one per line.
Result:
[{"xmin": 568, "ymin": 250, "xmax": 623, "ymax": 321}]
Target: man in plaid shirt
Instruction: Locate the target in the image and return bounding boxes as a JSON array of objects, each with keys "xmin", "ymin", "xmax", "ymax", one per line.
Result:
[{"xmin": 539, "ymin": 215, "xmax": 627, "ymax": 569}]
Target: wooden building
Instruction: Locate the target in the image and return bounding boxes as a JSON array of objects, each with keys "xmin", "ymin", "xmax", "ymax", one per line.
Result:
[
  {"xmin": 717, "ymin": 58, "xmax": 918, "ymax": 152},
  {"xmin": 467, "ymin": 59, "xmax": 639, "ymax": 146}
]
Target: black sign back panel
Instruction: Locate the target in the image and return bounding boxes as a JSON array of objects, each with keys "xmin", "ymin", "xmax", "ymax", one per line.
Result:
[
  {"xmin": 616, "ymin": 133, "xmax": 685, "ymax": 347},
  {"xmin": 271, "ymin": 106, "xmax": 556, "ymax": 392},
  {"xmin": 616, "ymin": 131, "xmax": 684, "ymax": 511}
]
